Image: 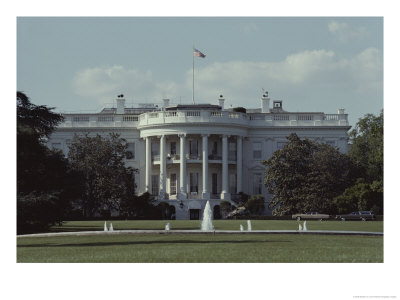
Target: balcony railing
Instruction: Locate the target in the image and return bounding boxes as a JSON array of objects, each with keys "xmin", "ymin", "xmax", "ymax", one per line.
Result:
[
  {"xmin": 59, "ymin": 114, "xmax": 140, "ymax": 128},
  {"xmin": 138, "ymin": 110, "xmax": 349, "ymax": 127},
  {"xmin": 208, "ymin": 154, "xmax": 222, "ymax": 160},
  {"xmin": 59, "ymin": 110, "xmax": 349, "ymax": 129}
]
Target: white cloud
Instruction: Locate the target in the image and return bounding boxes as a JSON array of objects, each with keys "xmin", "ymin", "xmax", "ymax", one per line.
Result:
[
  {"xmin": 328, "ymin": 21, "xmax": 368, "ymax": 43},
  {"xmin": 71, "ymin": 65, "xmax": 179, "ymax": 104},
  {"xmin": 70, "ymin": 48, "xmax": 382, "ymax": 109},
  {"xmin": 187, "ymin": 48, "xmax": 382, "ymax": 106}
]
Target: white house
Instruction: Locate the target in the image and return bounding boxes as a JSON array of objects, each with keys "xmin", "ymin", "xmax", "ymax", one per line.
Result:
[{"xmin": 47, "ymin": 93, "xmax": 350, "ymax": 220}]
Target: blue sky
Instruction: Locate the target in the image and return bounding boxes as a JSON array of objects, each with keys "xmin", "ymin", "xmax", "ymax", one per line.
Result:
[{"xmin": 17, "ymin": 17, "xmax": 383, "ymax": 127}]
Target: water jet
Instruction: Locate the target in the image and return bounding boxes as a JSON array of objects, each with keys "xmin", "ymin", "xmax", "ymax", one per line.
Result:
[
  {"xmin": 247, "ymin": 220, "xmax": 252, "ymax": 231},
  {"xmin": 201, "ymin": 201, "xmax": 214, "ymax": 231}
]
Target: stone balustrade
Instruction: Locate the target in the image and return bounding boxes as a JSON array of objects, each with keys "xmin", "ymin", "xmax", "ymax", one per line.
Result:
[{"xmin": 58, "ymin": 110, "xmax": 349, "ymax": 128}]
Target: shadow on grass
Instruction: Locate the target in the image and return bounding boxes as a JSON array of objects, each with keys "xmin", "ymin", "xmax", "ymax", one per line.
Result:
[
  {"xmin": 50, "ymin": 227, "xmax": 202, "ymax": 232},
  {"xmin": 18, "ymin": 239, "xmax": 292, "ymax": 248}
]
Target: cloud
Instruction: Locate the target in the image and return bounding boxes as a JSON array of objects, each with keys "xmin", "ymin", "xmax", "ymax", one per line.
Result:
[
  {"xmin": 187, "ymin": 48, "xmax": 382, "ymax": 106},
  {"xmin": 328, "ymin": 21, "xmax": 368, "ymax": 43},
  {"xmin": 70, "ymin": 48, "xmax": 382, "ymax": 110},
  {"xmin": 71, "ymin": 65, "xmax": 179, "ymax": 104}
]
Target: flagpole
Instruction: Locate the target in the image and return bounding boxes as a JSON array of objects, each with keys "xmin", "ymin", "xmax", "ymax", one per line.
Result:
[{"xmin": 192, "ymin": 45, "xmax": 195, "ymax": 104}]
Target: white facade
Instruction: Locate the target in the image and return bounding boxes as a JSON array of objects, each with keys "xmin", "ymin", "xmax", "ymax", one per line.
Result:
[{"xmin": 48, "ymin": 95, "xmax": 350, "ymax": 219}]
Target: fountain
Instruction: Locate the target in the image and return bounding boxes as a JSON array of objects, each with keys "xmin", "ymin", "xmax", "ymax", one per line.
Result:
[
  {"xmin": 247, "ymin": 220, "xmax": 252, "ymax": 231},
  {"xmin": 240, "ymin": 224, "xmax": 244, "ymax": 231},
  {"xmin": 109, "ymin": 223, "xmax": 114, "ymax": 231},
  {"xmin": 104, "ymin": 221, "xmax": 108, "ymax": 231},
  {"xmin": 303, "ymin": 221, "xmax": 307, "ymax": 231},
  {"xmin": 201, "ymin": 201, "xmax": 214, "ymax": 231},
  {"xmin": 298, "ymin": 223, "xmax": 303, "ymax": 231},
  {"xmin": 165, "ymin": 223, "xmax": 170, "ymax": 231}
]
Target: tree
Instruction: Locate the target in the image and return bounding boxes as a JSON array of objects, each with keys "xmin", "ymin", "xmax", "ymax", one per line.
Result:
[
  {"xmin": 245, "ymin": 195, "xmax": 265, "ymax": 215},
  {"xmin": 333, "ymin": 178, "xmax": 382, "ymax": 214},
  {"xmin": 262, "ymin": 133, "xmax": 354, "ymax": 216},
  {"xmin": 337, "ymin": 111, "xmax": 384, "ymax": 213},
  {"xmin": 349, "ymin": 111, "xmax": 383, "ymax": 185},
  {"xmin": 17, "ymin": 92, "xmax": 75, "ymax": 233},
  {"xmin": 17, "ymin": 91, "xmax": 64, "ymax": 140},
  {"xmin": 68, "ymin": 133, "xmax": 138, "ymax": 217}
]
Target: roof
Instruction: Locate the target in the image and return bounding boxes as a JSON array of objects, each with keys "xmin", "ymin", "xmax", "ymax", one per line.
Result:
[{"xmin": 165, "ymin": 104, "xmax": 222, "ymax": 111}]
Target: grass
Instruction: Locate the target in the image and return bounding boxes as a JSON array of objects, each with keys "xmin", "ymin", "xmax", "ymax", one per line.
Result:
[
  {"xmin": 17, "ymin": 220, "xmax": 383, "ymax": 263},
  {"xmin": 48, "ymin": 219, "xmax": 384, "ymax": 233},
  {"xmin": 17, "ymin": 233, "xmax": 383, "ymax": 263}
]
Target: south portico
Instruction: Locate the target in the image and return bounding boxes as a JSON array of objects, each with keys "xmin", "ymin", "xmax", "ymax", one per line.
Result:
[{"xmin": 139, "ymin": 125, "xmax": 246, "ymax": 220}]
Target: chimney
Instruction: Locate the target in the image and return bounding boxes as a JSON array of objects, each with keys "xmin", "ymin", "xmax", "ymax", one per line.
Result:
[
  {"xmin": 116, "ymin": 94, "xmax": 125, "ymax": 114},
  {"xmin": 163, "ymin": 98, "xmax": 170, "ymax": 108},
  {"xmin": 338, "ymin": 108, "xmax": 345, "ymax": 114},
  {"xmin": 261, "ymin": 92, "xmax": 270, "ymax": 113},
  {"xmin": 218, "ymin": 95, "xmax": 225, "ymax": 109}
]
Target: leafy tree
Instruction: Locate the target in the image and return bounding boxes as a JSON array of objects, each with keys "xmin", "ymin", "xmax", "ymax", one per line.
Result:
[
  {"xmin": 349, "ymin": 111, "xmax": 383, "ymax": 185},
  {"xmin": 245, "ymin": 195, "xmax": 265, "ymax": 215},
  {"xmin": 17, "ymin": 91, "xmax": 64, "ymax": 140},
  {"xmin": 263, "ymin": 133, "xmax": 354, "ymax": 216},
  {"xmin": 156, "ymin": 202, "xmax": 172, "ymax": 220},
  {"xmin": 120, "ymin": 192, "xmax": 159, "ymax": 219},
  {"xmin": 337, "ymin": 111, "xmax": 384, "ymax": 213},
  {"xmin": 333, "ymin": 178, "xmax": 382, "ymax": 214},
  {"xmin": 17, "ymin": 92, "xmax": 75, "ymax": 233},
  {"xmin": 68, "ymin": 133, "xmax": 138, "ymax": 217}
]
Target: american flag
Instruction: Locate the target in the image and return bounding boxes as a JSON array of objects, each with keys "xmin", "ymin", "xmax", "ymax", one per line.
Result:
[{"xmin": 193, "ymin": 48, "xmax": 206, "ymax": 58}]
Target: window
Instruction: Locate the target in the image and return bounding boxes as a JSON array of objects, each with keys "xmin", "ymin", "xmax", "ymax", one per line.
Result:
[
  {"xmin": 228, "ymin": 142, "xmax": 236, "ymax": 161},
  {"xmin": 212, "ymin": 141, "xmax": 218, "ymax": 155},
  {"xmin": 170, "ymin": 173, "xmax": 177, "ymax": 195},
  {"xmin": 152, "ymin": 141, "xmax": 160, "ymax": 160},
  {"xmin": 151, "ymin": 175, "xmax": 159, "ymax": 196},
  {"xmin": 229, "ymin": 173, "xmax": 237, "ymax": 194},
  {"xmin": 253, "ymin": 142, "xmax": 262, "ymax": 159},
  {"xmin": 212, "ymin": 173, "xmax": 218, "ymax": 195},
  {"xmin": 126, "ymin": 142, "xmax": 135, "ymax": 159},
  {"xmin": 190, "ymin": 173, "xmax": 199, "ymax": 193},
  {"xmin": 189, "ymin": 140, "xmax": 198, "ymax": 157},
  {"xmin": 170, "ymin": 142, "xmax": 176, "ymax": 155},
  {"xmin": 253, "ymin": 173, "xmax": 262, "ymax": 195},
  {"xmin": 52, "ymin": 143, "xmax": 62, "ymax": 151},
  {"xmin": 277, "ymin": 142, "xmax": 287, "ymax": 150},
  {"xmin": 65, "ymin": 139, "xmax": 72, "ymax": 156},
  {"xmin": 273, "ymin": 101, "xmax": 282, "ymax": 108}
]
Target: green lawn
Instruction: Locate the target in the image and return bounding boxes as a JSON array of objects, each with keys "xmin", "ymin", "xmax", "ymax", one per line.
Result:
[
  {"xmin": 17, "ymin": 233, "xmax": 383, "ymax": 263},
  {"xmin": 48, "ymin": 219, "xmax": 384, "ymax": 233},
  {"xmin": 17, "ymin": 220, "xmax": 383, "ymax": 263}
]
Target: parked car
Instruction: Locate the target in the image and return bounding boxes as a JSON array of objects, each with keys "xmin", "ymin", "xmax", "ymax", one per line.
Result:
[
  {"xmin": 336, "ymin": 211, "xmax": 375, "ymax": 221},
  {"xmin": 291, "ymin": 211, "xmax": 330, "ymax": 221}
]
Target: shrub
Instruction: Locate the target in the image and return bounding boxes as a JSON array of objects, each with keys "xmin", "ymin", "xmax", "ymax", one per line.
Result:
[
  {"xmin": 245, "ymin": 195, "xmax": 265, "ymax": 215},
  {"xmin": 220, "ymin": 201, "xmax": 233, "ymax": 219},
  {"xmin": 17, "ymin": 191, "xmax": 63, "ymax": 234}
]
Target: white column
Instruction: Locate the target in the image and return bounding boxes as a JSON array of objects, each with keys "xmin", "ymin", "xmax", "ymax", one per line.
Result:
[
  {"xmin": 145, "ymin": 136, "xmax": 151, "ymax": 193},
  {"xmin": 179, "ymin": 134, "xmax": 187, "ymax": 199},
  {"xmin": 159, "ymin": 135, "xmax": 166, "ymax": 199},
  {"xmin": 202, "ymin": 134, "xmax": 210, "ymax": 199},
  {"xmin": 237, "ymin": 136, "xmax": 243, "ymax": 194},
  {"xmin": 221, "ymin": 135, "xmax": 230, "ymax": 200}
]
